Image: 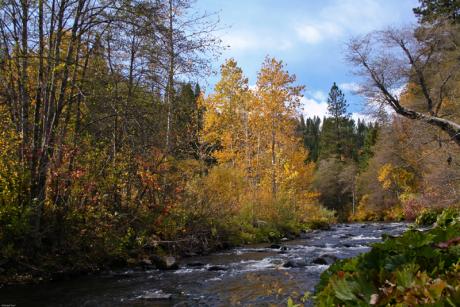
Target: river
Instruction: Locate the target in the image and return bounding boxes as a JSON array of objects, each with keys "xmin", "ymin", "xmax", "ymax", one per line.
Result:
[{"xmin": 0, "ymin": 222, "xmax": 408, "ymax": 306}]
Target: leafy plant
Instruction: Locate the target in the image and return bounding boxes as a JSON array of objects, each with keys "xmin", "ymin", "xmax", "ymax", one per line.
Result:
[
  {"xmin": 315, "ymin": 208, "xmax": 460, "ymax": 306},
  {"xmin": 415, "ymin": 208, "xmax": 440, "ymax": 226}
]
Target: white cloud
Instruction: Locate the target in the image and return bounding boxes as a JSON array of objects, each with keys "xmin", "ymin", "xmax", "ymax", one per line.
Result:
[
  {"xmin": 351, "ymin": 112, "xmax": 374, "ymax": 123},
  {"xmin": 296, "ymin": 22, "xmax": 341, "ymax": 44},
  {"xmin": 296, "ymin": 25, "xmax": 322, "ymax": 44},
  {"xmin": 301, "ymin": 96, "xmax": 328, "ymax": 119},
  {"xmin": 295, "ymin": 0, "xmax": 414, "ymax": 45},
  {"xmin": 301, "ymin": 94, "xmax": 374, "ymax": 123},
  {"xmin": 339, "ymin": 82, "xmax": 362, "ymax": 93},
  {"xmin": 312, "ymin": 90, "xmax": 327, "ymax": 101}
]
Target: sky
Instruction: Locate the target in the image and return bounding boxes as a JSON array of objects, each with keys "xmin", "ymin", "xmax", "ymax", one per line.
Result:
[{"xmin": 196, "ymin": 0, "xmax": 419, "ymax": 121}]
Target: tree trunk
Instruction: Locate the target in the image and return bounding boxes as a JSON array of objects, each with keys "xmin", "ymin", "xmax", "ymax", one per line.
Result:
[{"xmin": 271, "ymin": 116, "xmax": 277, "ymax": 199}]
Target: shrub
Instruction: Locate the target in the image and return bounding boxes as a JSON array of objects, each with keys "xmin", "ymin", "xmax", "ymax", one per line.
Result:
[
  {"xmin": 415, "ymin": 208, "xmax": 439, "ymax": 226},
  {"xmin": 315, "ymin": 208, "xmax": 460, "ymax": 306}
]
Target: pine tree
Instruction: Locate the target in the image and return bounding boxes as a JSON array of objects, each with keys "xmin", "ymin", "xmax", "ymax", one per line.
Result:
[
  {"xmin": 413, "ymin": 0, "xmax": 460, "ymax": 23},
  {"xmin": 320, "ymin": 82, "xmax": 350, "ymax": 160},
  {"xmin": 173, "ymin": 83, "xmax": 201, "ymax": 158},
  {"xmin": 302, "ymin": 116, "xmax": 321, "ymax": 162}
]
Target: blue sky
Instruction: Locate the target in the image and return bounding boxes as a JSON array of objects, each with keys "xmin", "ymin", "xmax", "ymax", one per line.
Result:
[{"xmin": 196, "ymin": 0, "xmax": 418, "ymax": 120}]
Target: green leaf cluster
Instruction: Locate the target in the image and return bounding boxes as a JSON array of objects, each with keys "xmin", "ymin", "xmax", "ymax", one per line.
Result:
[{"xmin": 315, "ymin": 208, "xmax": 460, "ymax": 306}]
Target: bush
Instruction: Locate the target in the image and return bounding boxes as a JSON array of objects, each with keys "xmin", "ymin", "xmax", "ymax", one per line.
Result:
[
  {"xmin": 315, "ymin": 208, "xmax": 460, "ymax": 306},
  {"xmin": 415, "ymin": 208, "xmax": 439, "ymax": 226},
  {"xmin": 349, "ymin": 195, "xmax": 382, "ymax": 222},
  {"xmin": 436, "ymin": 207, "xmax": 460, "ymax": 227}
]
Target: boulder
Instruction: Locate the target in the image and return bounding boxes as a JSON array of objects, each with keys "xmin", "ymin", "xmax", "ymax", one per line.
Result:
[
  {"xmin": 127, "ymin": 258, "xmax": 137, "ymax": 266},
  {"xmin": 269, "ymin": 244, "xmax": 281, "ymax": 249},
  {"xmin": 140, "ymin": 258, "xmax": 152, "ymax": 265},
  {"xmin": 207, "ymin": 265, "xmax": 228, "ymax": 271},
  {"xmin": 312, "ymin": 254, "xmax": 338, "ymax": 265},
  {"xmin": 150, "ymin": 255, "xmax": 179, "ymax": 270},
  {"xmin": 140, "ymin": 258, "xmax": 155, "ymax": 269},
  {"xmin": 283, "ymin": 259, "xmax": 308, "ymax": 268}
]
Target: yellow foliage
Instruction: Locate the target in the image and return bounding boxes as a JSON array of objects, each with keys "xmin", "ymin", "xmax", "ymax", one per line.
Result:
[
  {"xmin": 0, "ymin": 106, "xmax": 24, "ymax": 205},
  {"xmin": 378, "ymin": 163, "xmax": 416, "ymax": 194},
  {"xmin": 350, "ymin": 195, "xmax": 381, "ymax": 222}
]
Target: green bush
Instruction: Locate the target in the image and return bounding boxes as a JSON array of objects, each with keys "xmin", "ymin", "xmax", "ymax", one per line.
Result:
[
  {"xmin": 436, "ymin": 207, "xmax": 460, "ymax": 227},
  {"xmin": 315, "ymin": 208, "xmax": 460, "ymax": 306},
  {"xmin": 415, "ymin": 208, "xmax": 439, "ymax": 226}
]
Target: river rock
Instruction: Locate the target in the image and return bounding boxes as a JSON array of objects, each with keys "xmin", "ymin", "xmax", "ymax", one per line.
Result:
[
  {"xmin": 140, "ymin": 258, "xmax": 156, "ymax": 269},
  {"xmin": 141, "ymin": 258, "xmax": 152, "ymax": 265},
  {"xmin": 280, "ymin": 237, "xmax": 289, "ymax": 242},
  {"xmin": 269, "ymin": 244, "xmax": 281, "ymax": 249},
  {"xmin": 150, "ymin": 255, "xmax": 179, "ymax": 270},
  {"xmin": 312, "ymin": 254, "xmax": 338, "ymax": 265},
  {"xmin": 283, "ymin": 259, "xmax": 308, "ymax": 268},
  {"xmin": 207, "ymin": 265, "xmax": 228, "ymax": 271},
  {"xmin": 127, "ymin": 258, "xmax": 137, "ymax": 266}
]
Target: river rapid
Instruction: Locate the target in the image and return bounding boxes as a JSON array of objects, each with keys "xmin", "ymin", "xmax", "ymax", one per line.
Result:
[{"xmin": 0, "ymin": 222, "xmax": 408, "ymax": 306}]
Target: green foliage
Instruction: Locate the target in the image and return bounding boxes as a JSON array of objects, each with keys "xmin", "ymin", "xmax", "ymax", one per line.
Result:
[
  {"xmin": 436, "ymin": 207, "xmax": 460, "ymax": 227},
  {"xmin": 415, "ymin": 208, "xmax": 441, "ymax": 226},
  {"xmin": 413, "ymin": 0, "xmax": 460, "ymax": 23},
  {"xmin": 315, "ymin": 208, "xmax": 460, "ymax": 306},
  {"xmin": 300, "ymin": 116, "xmax": 321, "ymax": 162}
]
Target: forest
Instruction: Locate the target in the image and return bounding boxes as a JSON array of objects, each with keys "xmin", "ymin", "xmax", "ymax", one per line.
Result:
[{"xmin": 0, "ymin": 0, "xmax": 459, "ymax": 305}]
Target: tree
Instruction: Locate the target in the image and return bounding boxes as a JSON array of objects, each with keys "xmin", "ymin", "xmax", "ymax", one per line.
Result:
[
  {"xmin": 203, "ymin": 59, "xmax": 253, "ymax": 170},
  {"xmin": 313, "ymin": 158, "xmax": 353, "ymax": 219},
  {"xmin": 0, "ymin": 0, "xmax": 222, "ymax": 247},
  {"xmin": 346, "ymin": 25, "xmax": 460, "ymax": 147},
  {"xmin": 413, "ymin": 0, "xmax": 460, "ymax": 23},
  {"xmin": 302, "ymin": 116, "xmax": 321, "ymax": 162},
  {"xmin": 172, "ymin": 82, "xmax": 202, "ymax": 158},
  {"xmin": 319, "ymin": 83, "xmax": 351, "ymax": 160},
  {"xmin": 327, "ymin": 82, "xmax": 349, "ymax": 120},
  {"xmin": 255, "ymin": 57, "xmax": 304, "ymax": 199},
  {"xmin": 159, "ymin": 0, "xmax": 222, "ymax": 152}
]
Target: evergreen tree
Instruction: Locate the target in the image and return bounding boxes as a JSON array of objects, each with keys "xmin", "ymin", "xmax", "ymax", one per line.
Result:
[
  {"xmin": 303, "ymin": 116, "xmax": 321, "ymax": 162},
  {"xmin": 358, "ymin": 122, "xmax": 379, "ymax": 169},
  {"xmin": 413, "ymin": 0, "xmax": 460, "ymax": 23},
  {"xmin": 173, "ymin": 83, "xmax": 201, "ymax": 158},
  {"xmin": 327, "ymin": 82, "xmax": 349, "ymax": 120},
  {"xmin": 320, "ymin": 82, "xmax": 350, "ymax": 160}
]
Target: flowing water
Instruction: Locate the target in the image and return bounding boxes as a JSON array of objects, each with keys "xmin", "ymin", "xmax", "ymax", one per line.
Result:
[{"xmin": 0, "ymin": 222, "xmax": 408, "ymax": 306}]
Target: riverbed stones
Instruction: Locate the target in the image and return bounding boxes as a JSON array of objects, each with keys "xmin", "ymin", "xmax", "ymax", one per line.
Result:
[
  {"xmin": 150, "ymin": 255, "xmax": 179, "ymax": 270},
  {"xmin": 283, "ymin": 259, "xmax": 308, "ymax": 268},
  {"xmin": 207, "ymin": 265, "xmax": 228, "ymax": 271},
  {"xmin": 312, "ymin": 254, "xmax": 338, "ymax": 265}
]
